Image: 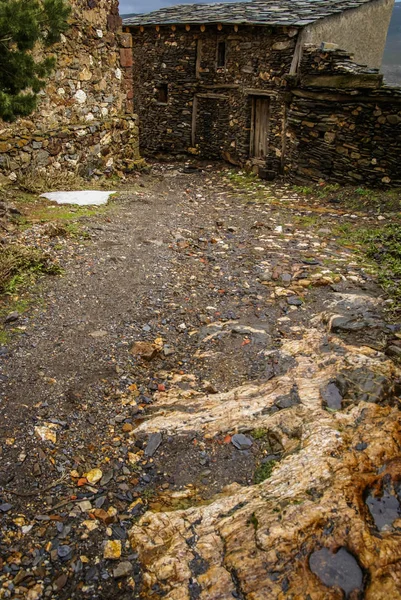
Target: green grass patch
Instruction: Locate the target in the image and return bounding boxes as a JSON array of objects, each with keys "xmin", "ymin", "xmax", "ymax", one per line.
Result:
[
  {"xmin": 254, "ymin": 460, "xmax": 276, "ymax": 484},
  {"xmin": 292, "ymin": 183, "xmax": 401, "ymax": 214},
  {"xmin": 334, "ymin": 223, "xmax": 401, "ymax": 307}
]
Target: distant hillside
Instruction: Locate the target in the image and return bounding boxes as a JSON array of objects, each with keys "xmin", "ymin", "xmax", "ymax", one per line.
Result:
[{"xmin": 382, "ymin": 3, "xmax": 401, "ymax": 86}]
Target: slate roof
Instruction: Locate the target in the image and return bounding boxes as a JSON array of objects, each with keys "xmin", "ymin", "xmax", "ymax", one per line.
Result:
[{"xmin": 123, "ymin": 0, "xmax": 375, "ymax": 27}]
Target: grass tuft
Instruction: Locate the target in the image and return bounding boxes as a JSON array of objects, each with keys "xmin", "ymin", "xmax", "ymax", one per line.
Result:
[{"xmin": 0, "ymin": 245, "xmax": 62, "ymax": 295}]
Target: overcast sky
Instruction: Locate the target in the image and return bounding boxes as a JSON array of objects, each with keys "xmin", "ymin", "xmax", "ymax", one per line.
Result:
[{"xmin": 119, "ymin": 0, "xmax": 400, "ymax": 14}]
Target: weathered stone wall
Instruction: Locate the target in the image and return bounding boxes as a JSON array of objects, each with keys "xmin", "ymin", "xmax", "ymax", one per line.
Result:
[
  {"xmin": 130, "ymin": 24, "xmax": 298, "ymax": 170},
  {"xmin": 285, "ymin": 47, "xmax": 401, "ymax": 187},
  {"xmin": 0, "ymin": 0, "xmax": 140, "ymax": 178}
]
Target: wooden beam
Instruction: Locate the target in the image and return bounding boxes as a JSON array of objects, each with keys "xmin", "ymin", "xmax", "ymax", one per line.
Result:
[{"xmin": 191, "ymin": 95, "xmax": 198, "ymax": 147}]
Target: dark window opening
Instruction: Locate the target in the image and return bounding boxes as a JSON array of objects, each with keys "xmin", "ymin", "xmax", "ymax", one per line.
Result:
[
  {"xmin": 217, "ymin": 41, "xmax": 226, "ymax": 67},
  {"xmin": 156, "ymin": 83, "xmax": 168, "ymax": 104}
]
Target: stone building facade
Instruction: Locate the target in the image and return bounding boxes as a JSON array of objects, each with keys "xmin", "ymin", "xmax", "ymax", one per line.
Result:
[
  {"xmin": 125, "ymin": 0, "xmax": 399, "ymax": 186},
  {"xmin": 0, "ymin": 0, "xmax": 140, "ymax": 179}
]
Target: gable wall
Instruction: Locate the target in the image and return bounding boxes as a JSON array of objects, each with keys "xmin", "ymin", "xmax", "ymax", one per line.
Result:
[{"xmin": 302, "ymin": 0, "xmax": 395, "ymax": 68}]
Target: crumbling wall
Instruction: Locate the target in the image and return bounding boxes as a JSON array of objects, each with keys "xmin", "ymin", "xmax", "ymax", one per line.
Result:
[
  {"xmin": 0, "ymin": 0, "xmax": 140, "ymax": 179},
  {"xmin": 285, "ymin": 47, "xmax": 401, "ymax": 187},
  {"xmin": 130, "ymin": 24, "xmax": 298, "ymax": 169}
]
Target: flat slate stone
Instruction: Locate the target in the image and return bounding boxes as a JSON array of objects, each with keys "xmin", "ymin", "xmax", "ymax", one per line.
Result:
[
  {"xmin": 309, "ymin": 547, "xmax": 363, "ymax": 596},
  {"xmin": 145, "ymin": 432, "xmax": 162, "ymax": 456},
  {"xmin": 231, "ymin": 433, "xmax": 253, "ymax": 450}
]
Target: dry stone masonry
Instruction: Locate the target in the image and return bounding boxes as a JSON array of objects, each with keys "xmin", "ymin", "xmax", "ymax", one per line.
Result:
[
  {"xmin": 285, "ymin": 46, "xmax": 401, "ymax": 187},
  {"xmin": 0, "ymin": 0, "xmax": 140, "ymax": 179}
]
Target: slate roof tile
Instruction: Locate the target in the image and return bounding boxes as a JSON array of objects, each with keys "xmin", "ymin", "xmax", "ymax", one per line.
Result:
[{"xmin": 123, "ymin": 0, "xmax": 376, "ymax": 27}]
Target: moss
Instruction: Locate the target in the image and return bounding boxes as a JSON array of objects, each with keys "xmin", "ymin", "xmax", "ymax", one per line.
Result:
[
  {"xmin": 252, "ymin": 428, "xmax": 269, "ymax": 440},
  {"xmin": 247, "ymin": 512, "xmax": 259, "ymax": 531},
  {"xmin": 254, "ymin": 460, "xmax": 276, "ymax": 484}
]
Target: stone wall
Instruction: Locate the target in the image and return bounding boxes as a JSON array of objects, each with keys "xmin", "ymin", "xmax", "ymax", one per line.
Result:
[
  {"xmin": 0, "ymin": 0, "xmax": 140, "ymax": 179},
  {"xmin": 130, "ymin": 24, "xmax": 298, "ymax": 171},
  {"xmin": 285, "ymin": 47, "xmax": 401, "ymax": 187}
]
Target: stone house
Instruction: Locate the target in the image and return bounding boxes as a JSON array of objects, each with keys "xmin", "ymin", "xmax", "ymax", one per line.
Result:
[{"xmin": 124, "ymin": 0, "xmax": 395, "ymax": 178}]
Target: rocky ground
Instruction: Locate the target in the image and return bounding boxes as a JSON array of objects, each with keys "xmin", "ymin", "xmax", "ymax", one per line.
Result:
[{"xmin": 0, "ymin": 164, "xmax": 401, "ymax": 599}]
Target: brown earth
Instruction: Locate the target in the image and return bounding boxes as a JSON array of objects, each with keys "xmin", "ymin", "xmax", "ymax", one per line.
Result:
[{"xmin": 0, "ymin": 164, "xmax": 400, "ymax": 600}]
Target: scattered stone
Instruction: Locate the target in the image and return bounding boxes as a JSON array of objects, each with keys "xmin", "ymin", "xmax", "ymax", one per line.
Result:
[
  {"xmin": 34, "ymin": 424, "xmax": 57, "ymax": 443},
  {"xmin": 104, "ymin": 540, "xmax": 122, "ymax": 560},
  {"xmin": 86, "ymin": 468, "xmax": 103, "ymax": 484},
  {"xmin": 366, "ymin": 480, "xmax": 401, "ymax": 531},
  {"xmin": 79, "ymin": 501, "xmax": 92, "ymax": 512},
  {"xmin": 274, "ymin": 385, "xmax": 301, "ymax": 409},
  {"xmin": 0, "ymin": 503, "xmax": 12, "ymax": 512},
  {"xmin": 89, "ymin": 330, "xmax": 108, "ymax": 338},
  {"xmin": 355, "ymin": 442, "xmax": 368, "ymax": 451},
  {"xmin": 286, "ymin": 295, "xmax": 303, "ymax": 306},
  {"xmin": 231, "ymin": 433, "xmax": 253, "ymax": 450},
  {"xmin": 4, "ymin": 311, "xmax": 19, "ymax": 324},
  {"xmin": 113, "ymin": 561, "xmax": 133, "ymax": 578},
  {"xmin": 144, "ymin": 432, "xmax": 162, "ymax": 456},
  {"xmin": 130, "ymin": 341, "xmax": 159, "ymax": 361},
  {"xmin": 309, "ymin": 547, "xmax": 363, "ymax": 596},
  {"xmin": 100, "ymin": 470, "xmax": 114, "ymax": 486},
  {"xmin": 53, "ymin": 573, "xmax": 68, "ymax": 591},
  {"xmin": 57, "ymin": 546, "xmax": 72, "ymax": 561},
  {"xmin": 321, "ymin": 382, "xmax": 343, "ymax": 410}
]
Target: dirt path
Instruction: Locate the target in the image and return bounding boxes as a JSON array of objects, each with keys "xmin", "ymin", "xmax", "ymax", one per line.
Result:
[{"xmin": 0, "ymin": 165, "xmax": 400, "ymax": 599}]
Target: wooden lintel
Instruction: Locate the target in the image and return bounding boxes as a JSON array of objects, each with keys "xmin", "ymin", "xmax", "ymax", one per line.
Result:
[
  {"xmin": 201, "ymin": 84, "xmax": 239, "ymax": 89},
  {"xmin": 197, "ymin": 93, "xmax": 230, "ymax": 99},
  {"xmin": 291, "ymin": 88, "xmax": 401, "ymax": 104},
  {"xmin": 245, "ymin": 88, "xmax": 279, "ymax": 97},
  {"xmin": 302, "ymin": 73, "xmax": 383, "ymax": 90}
]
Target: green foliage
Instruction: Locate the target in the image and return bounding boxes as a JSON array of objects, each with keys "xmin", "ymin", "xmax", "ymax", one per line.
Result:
[{"xmin": 0, "ymin": 0, "xmax": 70, "ymax": 121}]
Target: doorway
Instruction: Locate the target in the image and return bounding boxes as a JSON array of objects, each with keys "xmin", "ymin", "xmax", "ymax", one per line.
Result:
[{"xmin": 250, "ymin": 96, "xmax": 271, "ymax": 160}]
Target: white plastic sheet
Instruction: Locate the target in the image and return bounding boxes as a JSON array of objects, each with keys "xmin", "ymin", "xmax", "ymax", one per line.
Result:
[{"xmin": 40, "ymin": 190, "xmax": 116, "ymax": 206}]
